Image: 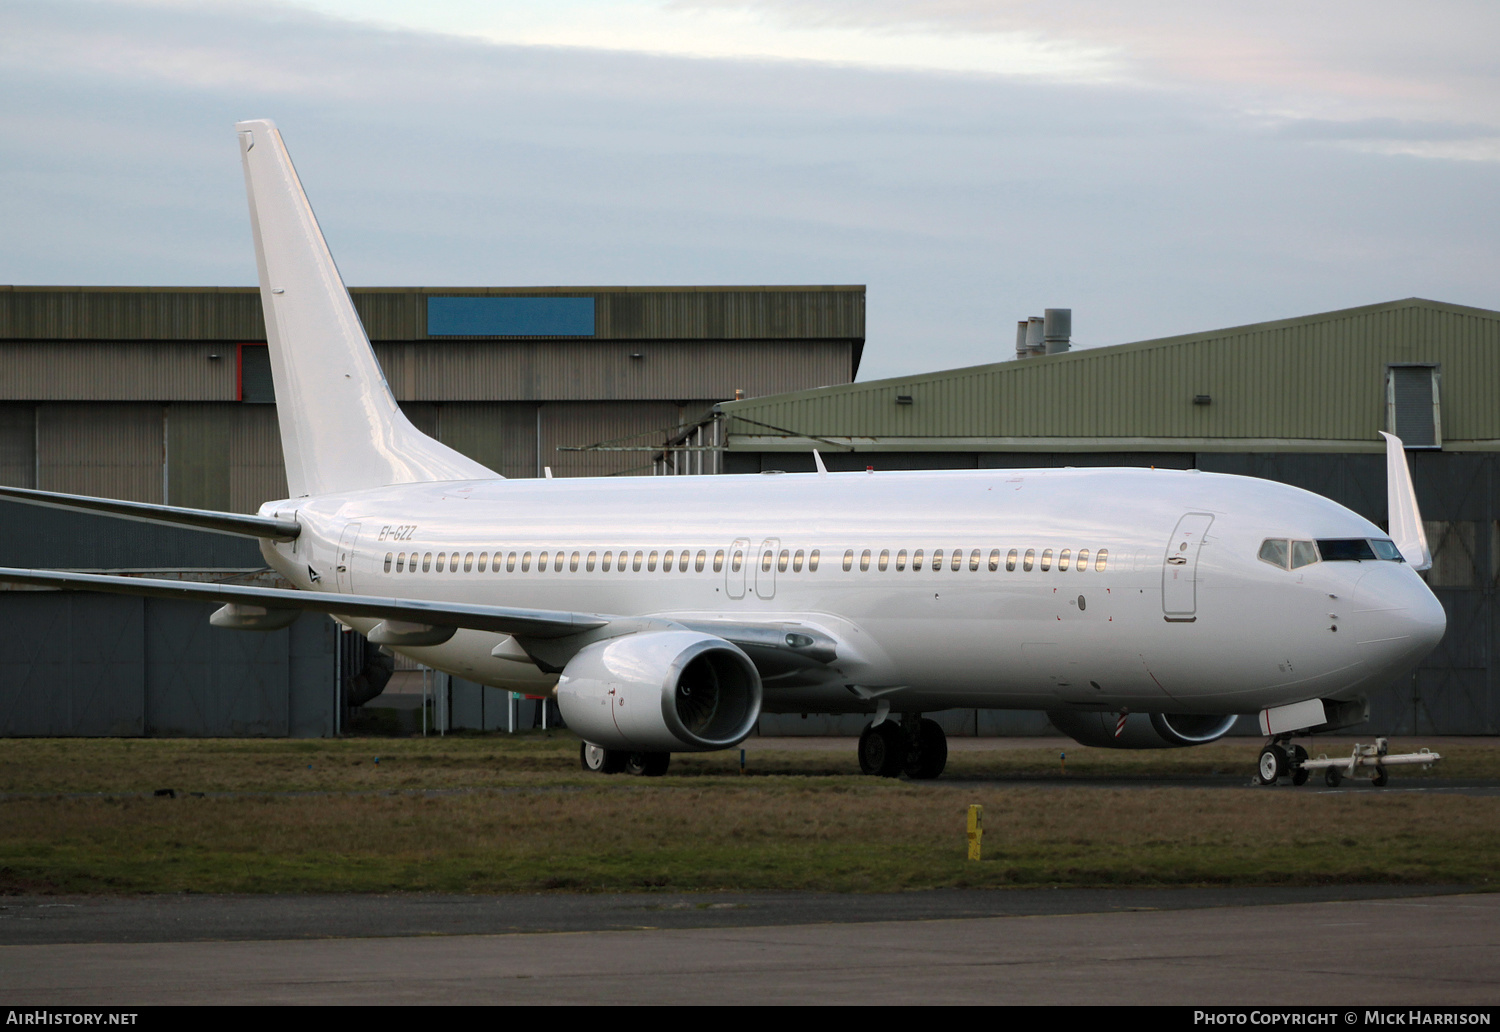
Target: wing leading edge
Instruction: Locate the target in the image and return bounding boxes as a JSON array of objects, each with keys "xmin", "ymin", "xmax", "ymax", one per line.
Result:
[{"xmin": 0, "ymin": 485, "xmax": 300, "ymax": 541}]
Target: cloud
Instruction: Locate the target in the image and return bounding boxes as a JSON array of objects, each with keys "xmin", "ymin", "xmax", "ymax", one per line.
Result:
[{"xmin": 0, "ymin": 0, "xmax": 1496, "ymax": 381}]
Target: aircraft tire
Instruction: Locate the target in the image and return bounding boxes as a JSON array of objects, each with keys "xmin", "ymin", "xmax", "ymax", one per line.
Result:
[
  {"xmin": 626, "ymin": 751, "xmax": 671, "ymax": 777},
  {"xmin": 1325, "ymin": 766, "xmax": 1343, "ymax": 787},
  {"xmin": 1290, "ymin": 745, "xmax": 1309, "ymax": 786},
  {"xmin": 581, "ymin": 742, "xmax": 627, "ymax": 774},
  {"xmin": 1257, "ymin": 745, "xmax": 1287, "ymax": 785},
  {"xmin": 904, "ymin": 719, "xmax": 948, "ymax": 779},
  {"xmin": 859, "ymin": 721, "xmax": 907, "ymax": 778},
  {"xmin": 1371, "ymin": 765, "xmax": 1389, "ymax": 787}
]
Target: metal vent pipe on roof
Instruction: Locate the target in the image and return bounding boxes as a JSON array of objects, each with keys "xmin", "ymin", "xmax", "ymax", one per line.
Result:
[
  {"xmin": 1044, "ymin": 309, "xmax": 1072, "ymax": 354},
  {"xmin": 1025, "ymin": 316, "xmax": 1046, "ymax": 356},
  {"xmin": 1015, "ymin": 320, "xmax": 1030, "ymax": 359}
]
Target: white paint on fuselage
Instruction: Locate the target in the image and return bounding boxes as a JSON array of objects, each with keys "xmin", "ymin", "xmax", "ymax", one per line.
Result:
[{"xmin": 259, "ymin": 466, "xmax": 1445, "ymax": 718}]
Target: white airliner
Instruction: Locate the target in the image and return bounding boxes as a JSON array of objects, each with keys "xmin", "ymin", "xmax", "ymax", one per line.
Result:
[{"xmin": 0, "ymin": 120, "xmax": 1447, "ymax": 785}]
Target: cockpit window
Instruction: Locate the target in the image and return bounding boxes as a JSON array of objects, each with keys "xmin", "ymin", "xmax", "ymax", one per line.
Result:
[
  {"xmin": 1290, "ymin": 540, "xmax": 1319, "ymax": 569},
  {"xmin": 1258, "ymin": 539, "xmax": 1289, "ymax": 569},
  {"xmin": 1318, "ymin": 538, "xmax": 1406, "ymax": 563}
]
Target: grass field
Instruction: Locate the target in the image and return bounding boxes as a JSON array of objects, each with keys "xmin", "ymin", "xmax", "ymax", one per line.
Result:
[{"xmin": 1, "ymin": 734, "xmax": 1495, "ymax": 896}]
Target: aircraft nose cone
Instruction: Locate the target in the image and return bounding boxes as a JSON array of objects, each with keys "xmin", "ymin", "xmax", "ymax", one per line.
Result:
[{"xmin": 1350, "ymin": 565, "xmax": 1446, "ymax": 666}]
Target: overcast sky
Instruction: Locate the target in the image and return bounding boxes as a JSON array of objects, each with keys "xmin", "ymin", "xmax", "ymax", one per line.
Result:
[{"xmin": 2, "ymin": 0, "xmax": 1496, "ymax": 380}]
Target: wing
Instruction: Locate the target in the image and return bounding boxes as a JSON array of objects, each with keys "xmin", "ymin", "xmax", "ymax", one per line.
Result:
[
  {"xmin": 0, "ymin": 567, "xmax": 608, "ymax": 640},
  {"xmin": 0, "ymin": 485, "xmax": 299, "ymax": 541}
]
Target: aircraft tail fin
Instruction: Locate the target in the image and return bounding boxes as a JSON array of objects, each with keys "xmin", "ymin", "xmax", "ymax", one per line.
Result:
[{"xmin": 235, "ymin": 119, "xmax": 497, "ymax": 497}]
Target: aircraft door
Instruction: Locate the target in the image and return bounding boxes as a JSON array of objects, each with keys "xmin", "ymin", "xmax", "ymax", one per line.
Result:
[
  {"xmin": 755, "ymin": 537, "xmax": 780, "ymax": 600},
  {"xmin": 336, "ymin": 523, "xmax": 362, "ymax": 594},
  {"xmin": 726, "ymin": 538, "xmax": 750, "ymax": 600},
  {"xmin": 1162, "ymin": 513, "xmax": 1213, "ymax": 621}
]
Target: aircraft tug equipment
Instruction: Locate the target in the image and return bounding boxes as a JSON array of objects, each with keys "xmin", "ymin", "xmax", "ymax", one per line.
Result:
[{"xmin": 1264, "ymin": 738, "xmax": 1442, "ymax": 788}]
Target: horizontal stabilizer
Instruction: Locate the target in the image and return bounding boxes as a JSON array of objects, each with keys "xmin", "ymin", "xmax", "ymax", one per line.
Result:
[
  {"xmin": 0, "ymin": 485, "xmax": 300, "ymax": 541},
  {"xmin": 0, "ymin": 567, "xmax": 610, "ymax": 640}
]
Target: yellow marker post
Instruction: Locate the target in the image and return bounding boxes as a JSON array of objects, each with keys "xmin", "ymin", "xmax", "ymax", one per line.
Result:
[{"xmin": 966, "ymin": 804, "xmax": 983, "ymax": 861}]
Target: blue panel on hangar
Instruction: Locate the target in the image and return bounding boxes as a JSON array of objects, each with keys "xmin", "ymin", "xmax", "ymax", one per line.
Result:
[{"xmin": 427, "ymin": 297, "xmax": 595, "ymax": 336}]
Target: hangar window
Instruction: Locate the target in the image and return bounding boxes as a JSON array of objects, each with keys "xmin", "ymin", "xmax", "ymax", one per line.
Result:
[
  {"xmin": 879, "ymin": 549, "xmax": 890, "ymax": 571},
  {"xmin": 913, "ymin": 549, "xmax": 925, "ymax": 571},
  {"xmin": 1006, "ymin": 549, "xmax": 1018, "ymax": 572},
  {"xmin": 809, "ymin": 549, "xmax": 821, "ymax": 572},
  {"xmin": 1040, "ymin": 549, "xmax": 1053, "ymax": 572},
  {"xmin": 1291, "ymin": 540, "xmax": 1319, "ymax": 569},
  {"xmin": 1386, "ymin": 364, "xmax": 1441, "ymax": 449},
  {"xmin": 1059, "ymin": 549, "xmax": 1071, "ymax": 572},
  {"xmin": 842, "ymin": 549, "xmax": 854, "ymax": 572},
  {"xmin": 463, "ymin": 552, "xmax": 474, "ymax": 572},
  {"xmin": 586, "ymin": 551, "xmax": 597, "ymax": 572},
  {"xmin": 1095, "ymin": 549, "xmax": 1108, "ymax": 572},
  {"xmin": 1077, "ymin": 548, "xmax": 1088, "ymax": 571},
  {"xmin": 793, "ymin": 550, "xmax": 805, "ymax": 572},
  {"xmin": 1259, "ymin": 539, "xmax": 1290, "ymax": 569},
  {"xmin": 384, "ymin": 552, "xmax": 393, "ymax": 573},
  {"xmin": 779, "ymin": 549, "xmax": 790, "ymax": 572},
  {"xmin": 1023, "ymin": 549, "xmax": 1035, "ymax": 572},
  {"xmin": 859, "ymin": 549, "xmax": 871, "ymax": 572},
  {"xmin": 570, "ymin": 551, "xmax": 580, "ymax": 572}
]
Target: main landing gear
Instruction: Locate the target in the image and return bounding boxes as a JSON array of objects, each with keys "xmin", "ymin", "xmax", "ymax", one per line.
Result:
[
  {"xmin": 858, "ymin": 714, "xmax": 948, "ymax": 779},
  {"xmin": 580, "ymin": 742, "xmax": 670, "ymax": 777}
]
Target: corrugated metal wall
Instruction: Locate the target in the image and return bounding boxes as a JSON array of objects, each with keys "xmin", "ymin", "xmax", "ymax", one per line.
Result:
[
  {"xmin": 39, "ymin": 403, "xmax": 163, "ymax": 503},
  {"xmin": 0, "ymin": 286, "xmax": 864, "ymax": 342},
  {"xmin": 722, "ymin": 299, "xmax": 1500, "ymax": 448}
]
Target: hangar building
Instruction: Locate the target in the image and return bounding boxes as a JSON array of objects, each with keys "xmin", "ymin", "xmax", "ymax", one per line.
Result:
[
  {"xmin": 0, "ymin": 284, "xmax": 863, "ymax": 736},
  {"xmin": 705, "ymin": 298, "xmax": 1500, "ymax": 736}
]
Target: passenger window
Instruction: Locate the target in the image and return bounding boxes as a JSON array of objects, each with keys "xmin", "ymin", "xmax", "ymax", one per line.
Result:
[
  {"xmin": 587, "ymin": 551, "xmax": 597, "ymax": 572},
  {"xmin": 452, "ymin": 553, "xmax": 461, "ymax": 572},
  {"xmin": 478, "ymin": 552, "xmax": 488, "ymax": 572},
  {"xmin": 1006, "ymin": 549, "xmax": 1017, "ymax": 572},
  {"xmin": 664, "ymin": 550, "xmax": 675, "ymax": 571},
  {"xmin": 396, "ymin": 553, "xmax": 405, "ymax": 573},
  {"xmin": 570, "ymin": 551, "xmax": 580, "ymax": 572},
  {"xmin": 913, "ymin": 549, "xmax": 925, "ymax": 571},
  {"xmin": 809, "ymin": 549, "xmax": 820, "ymax": 572},
  {"xmin": 537, "ymin": 551, "xmax": 548, "ymax": 572},
  {"xmin": 649, "ymin": 550, "xmax": 659, "ymax": 572},
  {"xmin": 859, "ymin": 549, "xmax": 871, "ymax": 572},
  {"xmin": 879, "ymin": 549, "xmax": 890, "ymax": 572},
  {"xmin": 554, "ymin": 552, "xmax": 564, "ymax": 572},
  {"xmin": 988, "ymin": 549, "xmax": 999, "ymax": 572},
  {"xmin": 793, "ymin": 550, "xmax": 805, "ymax": 572},
  {"xmin": 1258, "ymin": 539, "xmax": 1290, "ymax": 570},
  {"xmin": 1095, "ymin": 549, "xmax": 1108, "ymax": 572},
  {"xmin": 384, "ymin": 552, "xmax": 393, "ymax": 573},
  {"xmin": 697, "ymin": 550, "xmax": 708, "ymax": 572},
  {"xmin": 633, "ymin": 551, "xmax": 644, "ymax": 572},
  {"xmin": 506, "ymin": 552, "xmax": 517, "ymax": 572},
  {"xmin": 1059, "ymin": 549, "xmax": 1071, "ymax": 572},
  {"xmin": 951, "ymin": 550, "xmax": 962, "ymax": 572},
  {"xmin": 1041, "ymin": 549, "xmax": 1053, "ymax": 571},
  {"xmin": 969, "ymin": 549, "xmax": 980, "ymax": 571},
  {"xmin": 602, "ymin": 550, "xmax": 613, "ymax": 571},
  {"xmin": 679, "ymin": 551, "xmax": 689, "ymax": 572},
  {"xmin": 732, "ymin": 550, "xmax": 743, "ymax": 572},
  {"xmin": 1077, "ymin": 548, "xmax": 1088, "ymax": 571},
  {"xmin": 521, "ymin": 552, "xmax": 532, "ymax": 572},
  {"xmin": 842, "ymin": 549, "xmax": 853, "ymax": 572},
  {"xmin": 711, "ymin": 550, "xmax": 723, "ymax": 573},
  {"xmin": 464, "ymin": 552, "xmax": 474, "ymax": 572},
  {"xmin": 895, "ymin": 549, "xmax": 908, "ymax": 571},
  {"xmin": 932, "ymin": 549, "xmax": 943, "ymax": 571},
  {"xmin": 436, "ymin": 551, "xmax": 447, "ymax": 571},
  {"xmin": 763, "ymin": 550, "xmax": 774, "ymax": 573},
  {"xmin": 1291, "ymin": 540, "xmax": 1319, "ymax": 569},
  {"xmin": 779, "ymin": 549, "xmax": 790, "ymax": 572},
  {"xmin": 1023, "ymin": 549, "xmax": 1035, "ymax": 572}
]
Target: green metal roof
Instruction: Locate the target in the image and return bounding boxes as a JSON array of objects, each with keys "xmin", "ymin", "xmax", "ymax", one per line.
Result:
[{"xmin": 720, "ymin": 298, "xmax": 1500, "ymax": 453}]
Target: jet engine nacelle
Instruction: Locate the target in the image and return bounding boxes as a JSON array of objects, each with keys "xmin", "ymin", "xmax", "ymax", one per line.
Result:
[
  {"xmin": 556, "ymin": 630, "xmax": 762, "ymax": 752},
  {"xmin": 1048, "ymin": 710, "xmax": 1240, "ymax": 750}
]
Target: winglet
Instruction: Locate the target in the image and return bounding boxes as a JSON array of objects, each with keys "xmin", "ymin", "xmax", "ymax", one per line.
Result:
[
  {"xmin": 813, "ymin": 449, "xmax": 828, "ymax": 476},
  {"xmin": 1380, "ymin": 431, "xmax": 1431, "ymax": 570}
]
